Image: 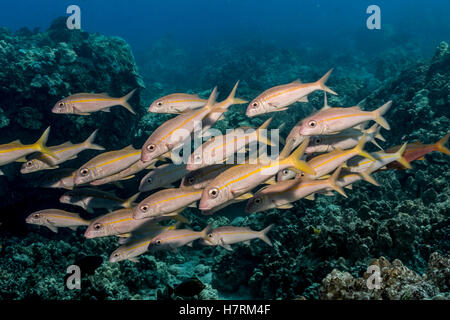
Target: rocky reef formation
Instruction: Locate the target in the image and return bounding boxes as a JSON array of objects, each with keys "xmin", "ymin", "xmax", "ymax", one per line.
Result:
[
  {"xmin": 0, "ymin": 17, "xmax": 448, "ymax": 299},
  {"xmin": 319, "ymin": 253, "xmax": 449, "ymax": 300}
]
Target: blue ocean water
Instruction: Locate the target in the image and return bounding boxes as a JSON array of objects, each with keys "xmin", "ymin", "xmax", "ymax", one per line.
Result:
[{"xmin": 0, "ymin": 0, "xmax": 448, "ymax": 301}]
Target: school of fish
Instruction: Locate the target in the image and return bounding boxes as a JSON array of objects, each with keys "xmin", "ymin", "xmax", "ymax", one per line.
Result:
[{"xmin": 2, "ymin": 68, "xmax": 446, "ymax": 263}]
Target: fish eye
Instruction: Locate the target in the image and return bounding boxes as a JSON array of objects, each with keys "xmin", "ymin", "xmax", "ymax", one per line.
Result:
[
  {"xmin": 147, "ymin": 177, "xmax": 152, "ymax": 184},
  {"xmin": 26, "ymin": 161, "xmax": 33, "ymax": 167},
  {"xmin": 254, "ymin": 197, "xmax": 262, "ymax": 204},
  {"xmin": 282, "ymin": 169, "xmax": 289, "ymax": 175},
  {"xmin": 194, "ymin": 155, "xmax": 202, "ymax": 161},
  {"xmin": 208, "ymin": 188, "xmax": 219, "ymax": 198},
  {"xmin": 59, "ymin": 102, "xmax": 64, "ymax": 107},
  {"xmin": 300, "ymin": 172, "xmax": 305, "ymax": 177},
  {"xmin": 156, "ymin": 101, "xmax": 162, "ymax": 106},
  {"xmin": 33, "ymin": 214, "xmax": 40, "ymax": 219},
  {"xmin": 80, "ymin": 168, "xmax": 89, "ymax": 176},
  {"xmin": 113, "ymin": 253, "xmax": 119, "ymax": 257},
  {"xmin": 308, "ymin": 120, "xmax": 317, "ymax": 128},
  {"xmin": 94, "ymin": 223, "xmax": 102, "ymax": 230},
  {"xmin": 252, "ymin": 102, "xmax": 258, "ymax": 108},
  {"xmin": 315, "ymin": 137, "xmax": 322, "ymax": 144},
  {"xmin": 188, "ymin": 177, "xmax": 195, "ymax": 184},
  {"xmin": 140, "ymin": 205, "xmax": 149, "ymax": 212},
  {"xmin": 208, "ymin": 234, "xmax": 213, "ymax": 238},
  {"xmin": 156, "ymin": 240, "xmax": 161, "ymax": 245},
  {"xmin": 146, "ymin": 144, "xmax": 156, "ymax": 152}
]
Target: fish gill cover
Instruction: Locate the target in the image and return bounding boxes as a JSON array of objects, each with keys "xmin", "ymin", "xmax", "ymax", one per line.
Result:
[{"xmin": 0, "ymin": 1, "xmax": 448, "ymax": 300}]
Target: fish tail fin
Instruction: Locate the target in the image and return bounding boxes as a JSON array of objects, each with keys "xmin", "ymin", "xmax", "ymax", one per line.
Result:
[
  {"xmin": 256, "ymin": 117, "xmax": 275, "ymax": 146},
  {"xmin": 372, "ymin": 101, "xmax": 392, "ymax": 130},
  {"xmin": 84, "ymin": 129, "xmax": 105, "ymax": 151},
  {"xmin": 123, "ymin": 192, "xmax": 140, "ymax": 208},
  {"xmin": 353, "ymin": 134, "xmax": 377, "ymax": 162},
  {"xmin": 373, "ymin": 124, "xmax": 386, "ymax": 142},
  {"xmin": 258, "ymin": 224, "xmax": 274, "ymax": 246},
  {"xmin": 395, "ymin": 142, "xmax": 412, "ymax": 169},
  {"xmin": 316, "ymin": 69, "xmax": 337, "ymax": 95},
  {"xmin": 359, "ymin": 164, "xmax": 380, "ymax": 186},
  {"xmin": 284, "ymin": 137, "xmax": 315, "ymax": 175},
  {"xmin": 328, "ymin": 164, "xmax": 347, "ymax": 198},
  {"xmin": 33, "ymin": 127, "xmax": 58, "ymax": 160},
  {"xmin": 120, "ymin": 88, "xmax": 137, "ymax": 115},
  {"xmin": 200, "ymin": 223, "xmax": 214, "ymax": 244},
  {"xmin": 225, "ymin": 80, "xmax": 247, "ymax": 105},
  {"xmin": 436, "ymin": 133, "xmax": 450, "ymax": 155}
]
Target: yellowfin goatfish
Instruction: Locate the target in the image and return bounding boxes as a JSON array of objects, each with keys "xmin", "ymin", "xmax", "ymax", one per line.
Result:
[
  {"xmin": 147, "ymin": 224, "xmax": 213, "ymax": 252},
  {"xmin": 198, "ymin": 225, "xmax": 274, "ymax": 250},
  {"xmin": 246, "ymin": 69, "xmax": 337, "ymax": 117},
  {"xmin": 133, "ymin": 187, "xmax": 203, "ymax": 220},
  {"xmin": 306, "ymin": 123, "xmax": 384, "ymax": 154},
  {"xmin": 298, "ymin": 100, "xmax": 392, "ymax": 136},
  {"xmin": 186, "ymin": 118, "xmax": 274, "ymax": 171},
  {"xmin": 110, "ymin": 223, "xmax": 181, "ymax": 262},
  {"xmin": 149, "ymin": 93, "xmax": 207, "ymax": 114},
  {"xmin": 346, "ymin": 143, "xmax": 412, "ymax": 173},
  {"xmin": 74, "ymin": 145, "xmax": 141, "ymax": 185},
  {"xmin": 198, "ymin": 138, "xmax": 315, "ymax": 211},
  {"xmin": 0, "ymin": 127, "xmax": 57, "ymax": 166},
  {"xmin": 90, "ymin": 160, "xmax": 156, "ymax": 186},
  {"xmin": 60, "ymin": 189, "xmax": 139, "ymax": 213},
  {"xmin": 246, "ymin": 165, "xmax": 346, "ymax": 213},
  {"xmin": 25, "ymin": 209, "xmax": 90, "ymax": 233},
  {"xmin": 141, "ymin": 87, "xmax": 220, "ymax": 162},
  {"xmin": 84, "ymin": 207, "xmax": 188, "ymax": 239},
  {"xmin": 21, "ymin": 130, "xmax": 104, "ymax": 174},
  {"xmin": 285, "ymin": 134, "xmax": 376, "ymax": 180},
  {"xmin": 52, "ymin": 88, "xmax": 137, "ymax": 115},
  {"xmin": 139, "ymin": 163, "xmax": 188, "ymax": 192},
  {"xmin": 180, "ymin": 164, "xmax": 233, "ymax": 190}
]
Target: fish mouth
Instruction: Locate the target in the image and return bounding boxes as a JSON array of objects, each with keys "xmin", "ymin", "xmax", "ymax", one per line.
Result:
[
  {"xmin": 84, "ymin": 230, "xmax": 94, "ymax": 239},
  {"xmin": 198, "ymin": 202, "xmax": 213, "ymax": 211},
  {"xmin": 132, "ymin": 210, "xmax": 146, "ymax": 220},
  {"xmin": 141, "ymin": 153, "xmax": 154, "ymax": 163}
]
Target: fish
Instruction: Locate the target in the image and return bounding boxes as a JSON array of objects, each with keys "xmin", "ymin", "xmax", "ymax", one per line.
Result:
[
  {"xmin": 25, "ymin": 209, "xmax": 91, "ymax": 233},
  {"xmin": 346, "ymin": 142, "xmax": 412, "ymax": 173},
  {"xmin": 60, "ymin": 189, "xmax": 139, "ymax": 213},
  {"xmin": 52, "ymin": 88, "xmax": 137, "ymax": 115},
  {"xmin": 180, "ymin": 164, "xmax": 233, "ymax": 189},
  {"xmin": 85, "ymin": 207, "xmax": 187, "ymax": 239},
  {"xmin": 198, "ymin": 225, "xmax": 274, "ymax": 250},
  {"xmin": 198, "ymin": 138, "xmax": 315, "ymax": 211},
  {"xmin": 293, "ymin": 134, "xmax": 376, "ymax": 180},
  {"xmin": 139, "ymin": 163, "xmax": 188, "ymax": 192},
  {"xmin": 246, "ymin": 69, "xmax": 337, "ymax": 117},
  {"xmin": 246, "ymin": 165, "xmax": 346, "ymax": 213},
  {"xmin": 141, "ymin": 87, "xmax": 220, "ymax": 162},
  {"xmin": 336, "ymin": 166, "xmax": 380, "ymax": 189},
  {"xmin": 167, "ymin": 278, "xmax": 206, "ymax": 297},
  {"xmin": 149, "ymin": 93, "xmax": 207, "ymax": 114},
  {"xmin": 133, "ymin": 187, "xmax": 203, "ymax": 219},
  {"xmin": 73, "ymin": 255, "xmax": 103, "ymax": 276},
  {"xmin": 186, "ymin": 118, "xmax": 274, "ymax": 171},
  {"xmin": 305, "ymin": 123, "xmax": 384, "ymax": 154},
  {"xmin": 38, "ymin": 168, "xmax": 77, "ymax": 189},
  {"xmin": 90, "ymin": 160, "xmax": 156, "ymax": 186},
  {"xmin": 0, "ymin": 127, "xmax": 57, "ymax": 166},
  {"xmin": 383, "ymin": 133, "xmax": 450, "ymax": 170},
  {"xmin": 74, "ymin": 145, "xmax": 141, "ymax": 185},
  {"xmin": 20, "ymin": 129, "xmax": 105, "ymax": 174},
  {"xmin": 298, "ymin": 100, "xmax": 392, "ymax": 136},
  {"xmin": 147, "ymin": 224, "xmax": 213, "ymax": 252}
]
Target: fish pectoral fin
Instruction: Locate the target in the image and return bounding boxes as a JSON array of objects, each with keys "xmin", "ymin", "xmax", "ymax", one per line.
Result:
[
  {"xmin": 263, "ymin": 177, "xmax": 276, "ymax": 185},
  {"xmin": 345, "ymin": 185, "xmax": 353, "ymax": 190},
  {"xmin": 187, "ymin": 202, "xmax": 197, "ymax": 208},
  {"xmin": 46, "ymin": 222, "xmax": 58, "ymax": 233},
  {"xmin": 220, "ymin": 239, "xmax": 233, "ymax": 251},
  {"xmin": 68, "ymin": 226, "xmax": 78, "ymax": 231},
  {"xmin": 120, "ymin": 175, "xmax": 135, "ymax": 181},
  {"xmin": 128, "ymin": 257, "xmax": 139, "ymax": 263},
  {"xmin": 234, "ymin": 192, "xmax": 254, "ymax": 201},
  {"xmin": 117, "ymin": 233, "xmax": 132, "ymax": 238},
  {"xmin": 101, "ymin": 108, "xmax": 111, "ymax": 112},
  {"xmin": 186, "ymin": 242, "xmax": 193, "ymax": 247}
]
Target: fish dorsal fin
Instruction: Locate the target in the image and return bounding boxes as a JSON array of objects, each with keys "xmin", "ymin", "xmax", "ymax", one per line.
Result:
[
  {"xmin": 304, "ymin": 194, "xmax": 315, "ymax": 201},
  {"xmin": 122, "ymin": 145, "xmax": 135, "ymax": 150},
  {"xmin": 321, "ymin": 93, "xmax": 331, "ymax": 111},
  {"xmin": 291, "ymin": 79, "xmax": 302, "ymax": 84}
]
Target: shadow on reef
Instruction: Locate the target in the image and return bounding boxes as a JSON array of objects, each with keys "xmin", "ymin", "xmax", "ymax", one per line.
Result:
[{"xmin": 0, "ymin": 17, "xmax": 448, "ymax": 300}]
